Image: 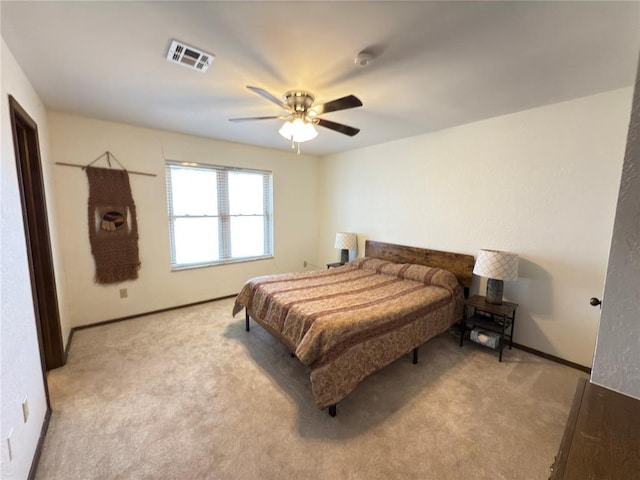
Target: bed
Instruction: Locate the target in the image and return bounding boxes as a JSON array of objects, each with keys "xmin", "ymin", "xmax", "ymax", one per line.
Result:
[{"xmin": 233, "ymin": 240, "xmax": 475, "ymax": 416}]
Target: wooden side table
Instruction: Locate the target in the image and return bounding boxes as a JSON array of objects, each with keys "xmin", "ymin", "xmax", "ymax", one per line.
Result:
[{"xmin": 459, "ymin": 294, "xmax": 518, "ymax": 362}]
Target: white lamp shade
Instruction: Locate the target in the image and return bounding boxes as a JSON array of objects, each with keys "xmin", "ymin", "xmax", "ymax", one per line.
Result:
[
  {"xmin": 473, "ymin": 249, "xmax": 518, "ymax": 281},
  {"xmin": 278, "ymin": 118, "xmax": 318, "ymax": 143},
  {"xmin": 334, "ymin": 232, "xmax": 357, "ymax": 250}
]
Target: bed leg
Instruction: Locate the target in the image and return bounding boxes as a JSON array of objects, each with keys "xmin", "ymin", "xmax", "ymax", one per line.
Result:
[
  {"xmin": 245, "ymin": 309, "xmax": 250, "ymax": 332},
  {"xmin": 328, "ymin": 405, "xmax": 337, "ymax": 417},
  {"xmin": 413, "ymin": 348, "xmax": 419, "ymax": 365}
]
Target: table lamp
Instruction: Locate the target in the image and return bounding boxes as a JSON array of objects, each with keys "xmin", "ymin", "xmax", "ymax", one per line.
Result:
[
  {"xmin": 473, "ymin": 249, "xmax": 519, "ymax": 305},
  {"xmin": 334, "ymin": 232, "xmax": 357, "ymax": 264}
]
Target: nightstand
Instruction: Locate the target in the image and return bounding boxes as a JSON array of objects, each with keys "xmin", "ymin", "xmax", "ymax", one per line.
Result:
[
  {"xmin": 459, "ymin": 294, "xmax": 518, "ymax": 362},
  {"xmin": 326, "ymin": 262, "xmax": 346, "ymax": 269}
]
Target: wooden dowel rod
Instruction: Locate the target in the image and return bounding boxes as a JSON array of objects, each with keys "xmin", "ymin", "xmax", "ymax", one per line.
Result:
[{"xmin": 55, "ymin": 162, "xmax": 157, "ymax": 177}]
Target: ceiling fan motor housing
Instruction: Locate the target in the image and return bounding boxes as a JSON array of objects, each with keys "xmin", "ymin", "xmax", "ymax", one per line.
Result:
[{"xmin": 283, "ymin": 91, "xmax": 315, "ymax": 113}]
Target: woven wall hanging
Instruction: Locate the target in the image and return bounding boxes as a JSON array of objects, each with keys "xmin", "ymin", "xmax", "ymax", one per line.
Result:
[{"xmin": 86, "ymin": 166, "xmax": 140, "ymax": 284}]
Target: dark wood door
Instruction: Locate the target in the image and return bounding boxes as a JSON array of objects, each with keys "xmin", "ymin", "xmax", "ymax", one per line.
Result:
[{"xmin": 9, "ymin": 96, "xmax": 65, "ymax": 370}]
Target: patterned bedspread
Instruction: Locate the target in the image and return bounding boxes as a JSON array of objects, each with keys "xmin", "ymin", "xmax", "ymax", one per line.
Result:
[{"xmin": 233, "ymin": 257, "xmax": 464, "ymax": 409}]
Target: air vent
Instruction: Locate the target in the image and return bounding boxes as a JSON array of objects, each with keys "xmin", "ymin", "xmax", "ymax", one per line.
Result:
[{"xmin": 166, "ymin": 40, "xmax": 214, "ymax": 72}]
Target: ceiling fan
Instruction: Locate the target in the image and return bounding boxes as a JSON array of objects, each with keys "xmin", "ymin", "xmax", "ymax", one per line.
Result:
[{"xmin": 230, "ymin": 86, "xmax": 363, "ymax": 153}]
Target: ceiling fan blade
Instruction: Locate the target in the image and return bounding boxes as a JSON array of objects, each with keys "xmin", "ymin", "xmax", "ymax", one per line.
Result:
[
  {"xmin": 312, "ymin": 95, "xmax": 362, "ymax": 116},
  {"xmin": 315, "ymin": 118, "xmax": 360, "ymax": 137},
  {"xmin": 246, "ymin": 86, "xmax": 288, "ymax": 109},
  {"xmin": 229, "ymin": 116, "xmax": 286, "ymax": 122}
]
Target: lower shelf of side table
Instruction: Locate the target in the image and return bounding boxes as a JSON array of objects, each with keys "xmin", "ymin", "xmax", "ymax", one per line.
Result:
[{"xmin": 463, "ymin": 314, "xmax": 514, "ymax": 360}]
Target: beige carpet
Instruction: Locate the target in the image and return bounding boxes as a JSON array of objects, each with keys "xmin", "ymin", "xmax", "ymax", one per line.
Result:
[{"xmin": 37, "ymin": 297, "xmax": 586, "ymax": 479}]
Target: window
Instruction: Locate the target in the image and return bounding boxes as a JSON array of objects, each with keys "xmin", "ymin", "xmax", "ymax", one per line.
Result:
[{"xmin": 166, "ymin": 162, "xmax": 273, "ymax": 269}]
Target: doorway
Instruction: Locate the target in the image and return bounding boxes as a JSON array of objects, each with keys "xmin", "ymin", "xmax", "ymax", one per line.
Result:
[{"xmin": 9, "ymin": 95, "xmax": 65, "ymax": 370}]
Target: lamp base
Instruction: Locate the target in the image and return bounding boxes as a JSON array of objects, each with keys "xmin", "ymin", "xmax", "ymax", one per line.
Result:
[
  {"xmin": 340, "ymin": 249, "xmax": 349, "ymax": 264},
  {"xmin": 486, "ymin": 278, "xmax": 504, "ymax": 305}
]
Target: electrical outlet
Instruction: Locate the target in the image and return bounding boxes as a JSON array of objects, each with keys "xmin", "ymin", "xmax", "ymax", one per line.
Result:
[
  {"xmin": 7, "ymin": 428, "xmax": 13, "ymax": 461},
  {"xmin": 22, "ymin": 397, "xmax": 28, "ymax": 423},
  {"xmin": 119, "ymin": 288, "xmax": 128, "ymax": 299}
]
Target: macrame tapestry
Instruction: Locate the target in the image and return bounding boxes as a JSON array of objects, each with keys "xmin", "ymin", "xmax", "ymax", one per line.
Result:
[{"xmin": 86, "ymin": 166, "xmax": 140, "ymax": 284}]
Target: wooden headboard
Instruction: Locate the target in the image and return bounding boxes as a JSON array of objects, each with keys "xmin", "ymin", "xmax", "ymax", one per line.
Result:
[{"xmin": 364, "ymin": 240, "xmax": 475, "ymax": 289}]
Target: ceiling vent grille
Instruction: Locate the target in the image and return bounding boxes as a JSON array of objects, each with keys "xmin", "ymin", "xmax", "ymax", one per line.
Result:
[{"xmin": 166, "ymin": 40, "xmax": 214, "ymax": 72}]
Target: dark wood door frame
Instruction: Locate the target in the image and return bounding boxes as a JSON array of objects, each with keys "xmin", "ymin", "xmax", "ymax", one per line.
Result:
[{"xmin": 9, "ymin": 95, "xmax": 65, "ymax": 370}]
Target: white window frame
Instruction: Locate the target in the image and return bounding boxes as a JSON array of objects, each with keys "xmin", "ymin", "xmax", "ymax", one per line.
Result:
[{"xmin": 165, "ymin": 161, "xmax": 273, "ymax": 270}]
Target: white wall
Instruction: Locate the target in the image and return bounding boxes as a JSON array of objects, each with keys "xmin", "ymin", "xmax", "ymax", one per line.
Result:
[
  {"xmin": 1, "ymin": 38, "xmax": 68, "ymax": 480},
  {"xmin": 48, "ymin": 113, "xmax": 320, "ymax": 327},
  {"xmin": 592, "ymin": 60, "xmax": 640, "ymax": 400},
  {"xmin": 319, "ymin": 88, "xmax": 632, "ymax": 368}
]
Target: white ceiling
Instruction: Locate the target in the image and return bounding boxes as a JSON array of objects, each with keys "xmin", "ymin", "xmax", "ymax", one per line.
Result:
[{"xmin": 2, "ymin": 1, "xmax": 639, "ymax": 156}]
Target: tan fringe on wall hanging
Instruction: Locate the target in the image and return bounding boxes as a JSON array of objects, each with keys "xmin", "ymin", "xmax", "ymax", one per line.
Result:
[{"xmin": 86, "ymin": 166, "xmax": 141, "ymax": 284}]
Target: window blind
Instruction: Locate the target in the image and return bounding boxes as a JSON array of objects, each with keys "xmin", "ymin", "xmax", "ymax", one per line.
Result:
[{"xmin": 165, "ymin": 161, "xmax": 273, "ymax": 269}]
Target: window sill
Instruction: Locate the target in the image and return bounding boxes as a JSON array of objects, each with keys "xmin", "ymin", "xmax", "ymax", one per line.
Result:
[{"xmin": 171, "ymin": 255, "xmax": 274, "ymax": 272}]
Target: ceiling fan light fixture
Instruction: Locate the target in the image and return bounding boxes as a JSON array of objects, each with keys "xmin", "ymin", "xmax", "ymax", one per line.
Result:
[{"xmin": 278, "ymin": 118, "xmax": 318, "ymax": 143}]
